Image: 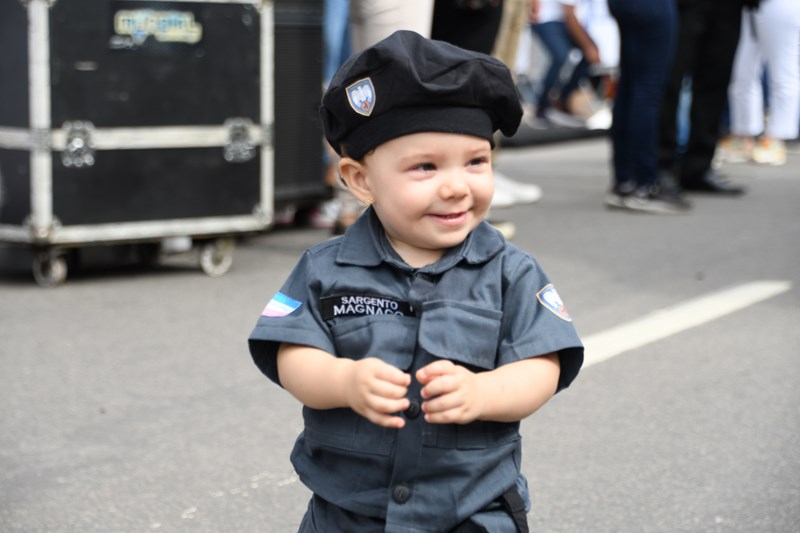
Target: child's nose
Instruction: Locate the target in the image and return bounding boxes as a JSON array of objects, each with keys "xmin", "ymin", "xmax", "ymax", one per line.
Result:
[{"xmin": 439, "ymin": 171, "xmax": 470, "ymax": 198}]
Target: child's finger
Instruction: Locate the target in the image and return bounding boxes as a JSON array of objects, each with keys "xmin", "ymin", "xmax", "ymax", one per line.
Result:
[
  {"xmin": 372, "ymin": 360, "xmax": 412, "ymax": 386},
  {"xmin": 370, "ymin": 379, "xmax": 409, "ymax": 400},
  {"xmin": 419, "ymin": 373, "xmax": 455, "ymax": 400},
  {"xmin": 416, "ymin": 359, "xmax": 455, "ymax": 384},
  {"xmin": 364, "ymin": 408, "xmax": 407, "ymax": 429},
  {"xmin": 422, "ymin": 399, "xmax": 466, "ymax": 425}
]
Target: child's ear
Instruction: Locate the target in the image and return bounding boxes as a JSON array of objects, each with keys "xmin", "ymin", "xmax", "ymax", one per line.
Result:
[{"xmin": 338, "ymin": 157, "xmax": 373, "ymax": 204}]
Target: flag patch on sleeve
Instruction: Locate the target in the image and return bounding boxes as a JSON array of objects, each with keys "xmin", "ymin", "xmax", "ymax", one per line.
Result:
[
  {"xmin": 536, "ymin": 284, "xmax": 572, "ymax": 322},
  {"xmin": 261, "ymin": 292, "xmax": 302, "ymax": 317}
]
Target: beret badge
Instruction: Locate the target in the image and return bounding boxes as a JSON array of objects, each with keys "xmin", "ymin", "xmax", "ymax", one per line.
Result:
[{"xmin": 346, "ymin": 78, "xmax": 376, "ymax": 117}]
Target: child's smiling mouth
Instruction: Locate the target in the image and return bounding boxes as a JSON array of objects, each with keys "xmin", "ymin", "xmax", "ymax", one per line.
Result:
[{"xmin": 430, "ymin": 211, "xmax": 468, "ymax": 226}]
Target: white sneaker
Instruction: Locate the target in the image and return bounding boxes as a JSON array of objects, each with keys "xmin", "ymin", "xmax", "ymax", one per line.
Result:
[
  {"xmin": 493, "ymin": 171, "xmax": 543, "ymax": 205},
  {"xmin": 752, "ymin": 137, "xmax": 786, "ymax": 166},
  {"xmin": 490, "ymin": 184, "xmax": 518, "ymax": 208},
  {"xmin": 586, "ymin": 106, "xmax": 612, "ymax": 130},
  {"xmin": 716, "ymin": 135, "xmax": 754, "ymax": 164}
]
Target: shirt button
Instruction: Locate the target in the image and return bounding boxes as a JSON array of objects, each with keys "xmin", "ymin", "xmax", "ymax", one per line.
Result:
[
  {"xmin": 393, "ymin": 483, "xmax": 411, "ymax": 503},
  {"xmin": 404, "ymin": 400, "xmax": 421, "ymax": 419}
]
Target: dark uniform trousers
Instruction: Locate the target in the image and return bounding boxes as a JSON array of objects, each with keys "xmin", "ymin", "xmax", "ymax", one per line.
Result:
[
  {"xmin": 658, "ymin": 0, "xmax": 744, "ymax": 185},
  {"xmin": 299, "ymin": 489, "xmax": 529, "ymax": 533}
]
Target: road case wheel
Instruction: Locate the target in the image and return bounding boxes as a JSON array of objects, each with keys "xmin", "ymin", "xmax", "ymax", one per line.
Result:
[
  {"xmin": 198, "ymin": 237, "xmax": 234, "ymax": 277},
  {"xmin": 33, "ymin": 251, "xmax": 68, "ymax": 288}
]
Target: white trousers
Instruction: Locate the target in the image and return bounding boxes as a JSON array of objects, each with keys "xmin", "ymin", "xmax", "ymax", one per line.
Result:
[
  {"xmin": 349, "ymin": 0, "xmax": 434, "ymax": 52},
  {"xmin": 728, "ymin": 0, "xmax": 800, "ymax": 140}
]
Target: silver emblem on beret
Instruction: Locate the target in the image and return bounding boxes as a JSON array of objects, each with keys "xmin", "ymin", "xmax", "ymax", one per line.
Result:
[{"xmin": 346, "ymin": 78, "xmax": 375, "ymax": 117}]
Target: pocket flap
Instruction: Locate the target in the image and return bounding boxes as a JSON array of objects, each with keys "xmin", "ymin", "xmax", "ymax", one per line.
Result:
[
  {"xmin": 330, "ymin": 315, "xmax": 417, "ymax": 370},
  {"xmin": 418, "ymin": 301, "xmax": 502, "ymax": 370}
]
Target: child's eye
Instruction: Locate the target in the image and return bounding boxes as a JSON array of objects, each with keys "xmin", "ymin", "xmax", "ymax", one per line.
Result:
[
  {"xmin": 468, "ymin": 157, "xmax": 489, "ymax": 167},
  {"xmin": 414, "ymin": 162, "xmax": 436, "ymax": 172}
]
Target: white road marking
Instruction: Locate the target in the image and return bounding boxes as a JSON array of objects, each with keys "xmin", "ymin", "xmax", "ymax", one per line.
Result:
[{"xmin": 582, "ymin": 280, "xmax": 792, "ymax": 368}]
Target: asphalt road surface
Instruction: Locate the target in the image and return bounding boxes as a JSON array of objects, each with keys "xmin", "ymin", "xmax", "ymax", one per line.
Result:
[{"xmin": 1, "ymin": 138, "xmax": 798, "ymax": 532}]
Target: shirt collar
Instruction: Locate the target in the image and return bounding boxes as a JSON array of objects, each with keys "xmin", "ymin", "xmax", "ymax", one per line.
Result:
[{"xmin": 336, "ymin": 207, "xmax": 505, "ymax": 273}]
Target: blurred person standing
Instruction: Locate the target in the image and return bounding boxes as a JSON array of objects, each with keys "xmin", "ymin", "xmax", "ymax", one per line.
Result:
[
  {"xmin": 605, "ymin": 0, "xmax": 689, "ymax": 213},
  {"xmin": 323, "ymin": 0, "xmax": 351, "ymax": 87},
  {"xmin": 718, "ymin": 0, "xmax": 800, "ymax": 167},
  {"xmin": 658, "ymin": 0, "xmax": 757, "ymax": 196},
  {"xmin": 432, "ymin": 0, "xmax": 505, "ymax": 55},
  {"xmin": 529, "ymin": 0, "xmax": 601, "ymax": 126},
  {"xmin": 349, "ymin": 0, "xmax": 435, "ymax": 51},
  {"xmin": 493, "ymin": 0, "xmax": 532, "ymax": 68}
]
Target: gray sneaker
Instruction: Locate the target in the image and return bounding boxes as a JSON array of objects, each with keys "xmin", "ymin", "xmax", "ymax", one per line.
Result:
[
  {"xmin": 604, "ymin": 191, "xmax": 627, "ymax": 209},
  {"xmin": 622, "ymin": 187, "xmax": 691, "ymax": 214},
  {"xmin": 605, "ymin": 181, "xmax": 636, "ymax": 209},
  {"xmin": 606, "ymin": 181, "xmax": 691, "ymax": 214}
]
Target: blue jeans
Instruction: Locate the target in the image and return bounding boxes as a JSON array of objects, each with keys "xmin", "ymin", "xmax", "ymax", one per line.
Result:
[
  {"xmin": 323, "ymin": 0, "xmax": 351, "ymax": 86},
  {"xmin": 608, "ymin": 0, "xmax": 677, "ymax": 189},
  {"xmin": 530, "ymin": 21, "xmax": 590, "ymax": 113}
]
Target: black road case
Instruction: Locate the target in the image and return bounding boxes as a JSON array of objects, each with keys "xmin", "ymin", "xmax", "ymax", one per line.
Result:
[{"xmin": 0, "ymin": 0, "xmax": 281, "ymax": 286}]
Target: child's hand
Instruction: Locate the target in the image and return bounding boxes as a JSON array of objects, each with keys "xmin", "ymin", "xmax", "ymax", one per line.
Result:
[
  {"xmin": 345, "ymin": 358, "xmax": 411, "ymax": 429},
  {"xmin": 416, "ymin": 360, "xmax": 485, "ymax": 425}
]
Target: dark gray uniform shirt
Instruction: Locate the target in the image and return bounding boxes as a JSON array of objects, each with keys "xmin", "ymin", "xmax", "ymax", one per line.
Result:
[{"xmin": 249, "ymin": 209, "xmax": 583, "ymax": 532}]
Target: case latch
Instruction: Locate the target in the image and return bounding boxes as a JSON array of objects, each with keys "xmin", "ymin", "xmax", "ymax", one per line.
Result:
[
  {"xmin": 61, "ymin": 121, "xmax": 96, "ymax": 168},
  {"xmin": 224, "ymin": 118, "xmax": 256, "ymax": 163}
]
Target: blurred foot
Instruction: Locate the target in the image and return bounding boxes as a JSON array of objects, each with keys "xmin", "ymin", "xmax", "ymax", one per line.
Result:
[
  {"xmin": 490, "ymin": 184, "xmax": 518, "ymax": 208},
  {"xmin": 752, "ymin": 137, "xmax": 786, "ymax": 166},
  {"xmin": 682, "ymin": 171, "xmax": 746, "ymax": 195},
  {"xmin": 605, "ymin": 181, "xmax": 690, "ymax": 214},
  {"xmin": 543, "ymin": 107, "xmax": 586, "ymax": 129},
  {"xmin": 493, "ymin": 171, "xmax": 543, "ymax": 205},
  {"xmin": 585, "ymin": 105, "xmax": 612, "ymax": 130},
  {"xmin": 716, "ymin": 135, "xmax": 754, "ymax": 164}
]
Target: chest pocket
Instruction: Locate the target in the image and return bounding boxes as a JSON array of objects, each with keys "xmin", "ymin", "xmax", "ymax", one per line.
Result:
[
  {"xmin": 330, "ymin": 315, "xmax": 418, "ymax": 370},
  {"xmin": 418, "ymin": 300, "xmax": 502, "ymax": 370},
  {"xmin": 301, "ymin": 315, "xmax": 418, "ymax": 456},
  {"xmin": 418, "ymin": 301, "xmax": 519, "ymax": 450}
]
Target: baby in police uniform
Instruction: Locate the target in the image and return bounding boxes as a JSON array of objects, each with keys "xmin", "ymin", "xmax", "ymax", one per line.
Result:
[{"xmin": 249, "ymin": 30, "xmax": 584, "ymax": 533}]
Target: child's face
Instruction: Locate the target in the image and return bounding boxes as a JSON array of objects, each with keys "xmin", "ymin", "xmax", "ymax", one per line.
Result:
[{"xmin": 358, "ymin": 131, "xmax": 493, "ymax": 267}]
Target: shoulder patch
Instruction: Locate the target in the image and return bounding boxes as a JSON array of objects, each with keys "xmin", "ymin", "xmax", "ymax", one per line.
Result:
[
  {"xmin": 536, "ymin": 284, "xmax": 572, "ymax": 322},
  {"xmin": 346, "ymin": 78, "xmax": 375, "ymax": 117},
  {"xmin": 261, "ymin": 292, "xmax": 302, "ymax": 317}
]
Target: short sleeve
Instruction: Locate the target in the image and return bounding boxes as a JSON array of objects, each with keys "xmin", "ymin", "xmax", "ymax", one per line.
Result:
[
  {"xmin": 248, "ymin": 251, "xmax": 337, "ymax": 386},
  {"xmin": 498, "ymin": 256, "xmax": 583, "ymax": 392}
]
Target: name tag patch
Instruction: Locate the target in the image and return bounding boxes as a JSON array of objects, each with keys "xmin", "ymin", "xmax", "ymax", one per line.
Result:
[{"xmin": 321, "ymin": 294, "xmax": 415, "ymax": 319}]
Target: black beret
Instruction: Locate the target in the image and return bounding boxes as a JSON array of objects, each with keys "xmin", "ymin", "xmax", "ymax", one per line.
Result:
[{"xmin": 320, "ymin": 30, "xmax": 522, "ymax": 159}]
